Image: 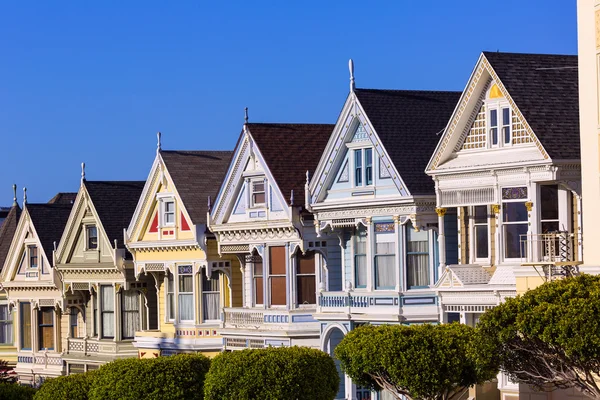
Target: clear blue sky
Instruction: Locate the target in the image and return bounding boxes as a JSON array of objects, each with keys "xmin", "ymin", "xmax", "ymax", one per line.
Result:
[{"xmin": 0, "ymin": 1, "xmax": 578, "ymax": 204}]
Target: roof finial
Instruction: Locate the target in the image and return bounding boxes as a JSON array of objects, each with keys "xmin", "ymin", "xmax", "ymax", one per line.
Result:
[
  {"xmin": 290, "ymin": 190, "xmax": 294, "ymax": 205},
  {"xmin": 157, "ymin": 131, "xmax": 162, "ymax": 154},
  {"xmin": 349, "ymin": 59, "xmax": 355, "ymax": 93},
  {"xmin": 207, "ymin": 196, "xmax": 212, "ymax": 212},
  {"xmin": 305, "ymin": 170, "xmax": 310, "ymax": 186},
  {"xmin": 23, "ymin": 187, "xmax": 27, "ymax": 205},
  {"xmin": 12, "ymin": 184, "xmax": 17, "ymax": 206},
  {"xmin": 81, "ymin": 162, "xmax": 86, "ymax": 183},
  {"xmin": 244, "ymin": 107, "xmax": 249, "ymax": 124}
]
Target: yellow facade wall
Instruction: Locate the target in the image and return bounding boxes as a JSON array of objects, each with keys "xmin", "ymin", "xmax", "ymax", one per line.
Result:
[{"xmin": 133, "ymin": 248, "xmax": 206, "ymax": 262}]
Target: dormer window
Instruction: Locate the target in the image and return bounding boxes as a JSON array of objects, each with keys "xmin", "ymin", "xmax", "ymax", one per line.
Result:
[
  {"xmin": 28, "ymin": 246, "xmax": 38, "ymax": 269},
  {"xmin": 251, "ymin": 180, "xmax": 266, "ymax": 207},
  {"xmin": 86, "ymin": 225, "xmax": 98, "ymax": 250},
  {"xmin": 353, "ymin": 148, "xmax": 373, "ymax": 187},
  {"xmin": 162, "ymin": 200, "xmax": 175, "ymax": 226},
  {"xmin": 502, "ymin": 108, "xmax": 511, "ymax": 144}
]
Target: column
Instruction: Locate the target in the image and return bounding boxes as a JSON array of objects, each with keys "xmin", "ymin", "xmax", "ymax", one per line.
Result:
[
  {"xmin": 365, "ymin": 217, "xmax": 374, "ymax": 291},
  {"xmin": 393, "ymin": 215, "xmax": 401, "ymax": 292},
  {"xmin": 114, "ymin": 285, "xmax": 121, "ymax": 342},
  {"xmin": 436, "ymin": 208, "xmax": 447, "ymax": 277}
]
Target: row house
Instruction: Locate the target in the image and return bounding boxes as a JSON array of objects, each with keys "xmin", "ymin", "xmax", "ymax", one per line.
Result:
[
  {"xmin": 125, "ymin": 146, "xmax": 240, "ymax": 357},
  {"xmin": 208, "ymin": 122, "xmax": 336, "ymax": 351},
  {"xmin": 426, "ymin": 52, "xmax": 582, "ymax": 398},
  {"xmin": 308, "ymin": 75, "xmax": 461, "ymax": 399},
  {"xmin": 0, "ymin": 193, "xmax": 75, "ymax": 384}
]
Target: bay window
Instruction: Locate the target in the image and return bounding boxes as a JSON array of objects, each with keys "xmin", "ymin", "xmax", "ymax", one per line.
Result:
[
  {"xmin": 354, "ymin": 225, "xmax": 367, "ymax": 289},
  {"xmin": 297, "ymin": 251, "xmax": 316, "ymax": 305},
  {"xmin": 202, "ymin": 271, "xmax": 220, "ymax": 321},
  {"xmin": 406, "ymin": 223, "xmax": 429, "ymax": 288},
  {"xmin": 0, "ymin": 305, "xmax": 12, "ymax": 344},
  {"xmin": 502, "ymin": 201, "xmax": 528, "ymax": 259},
  {"xmin": 100, "ymin": 285, "xmax": 115, "ymax": 338},
  {"xmin": 269, "ymin": 246, "xmax": 286, "ymax": 306},
  {"xmin": 121, "ymin": 290, "xmax": 140, "ymax": 339},
  {"xmin": 374, "ymin": 223, "xmax": 395, "ymax": 290},
  {"xmin": 38, "ymin": 307, "xmax": 54, "ymax": 350},
  {"xmin": 178, "ymin": 265, "xmax": 194, "ymax": 321},
  {"xmin": 20, "ymin": 302, "xmax": 31, "ymax": 350}
]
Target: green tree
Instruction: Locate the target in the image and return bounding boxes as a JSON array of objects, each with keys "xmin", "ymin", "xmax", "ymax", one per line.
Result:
[
  {"xmin": 335, "ymin": 324, "xmax": 497, "ymax": 400},
  {"xmin": 476, "ymin": 274, "xmax": 600, "ymax": 398}
]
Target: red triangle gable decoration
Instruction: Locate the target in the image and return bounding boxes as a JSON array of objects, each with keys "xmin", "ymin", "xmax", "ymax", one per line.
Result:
[
  {"xmin": 181, "ymin": 212, "xmax": 191, "ymax": 231},
  {"xmin": 149, "ymin": 212, "xmax": 159, "ymax": 233}
]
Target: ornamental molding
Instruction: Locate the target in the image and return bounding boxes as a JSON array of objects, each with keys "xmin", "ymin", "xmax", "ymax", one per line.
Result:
[
  {"xmin": 216, "ymin": 227, "xmax": 300, "ymax": 244},
  {"xmin": 315, "ymin": 204, "xmax": 436, "ymax": 221}
]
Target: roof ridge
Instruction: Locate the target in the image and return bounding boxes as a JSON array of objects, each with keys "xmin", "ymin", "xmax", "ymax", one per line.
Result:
[
  {"xmin": 482, "ymin": 50, "xmax": 577, "ymax": 57},
  {"xmin": 355, "ymin": 88, "xmax": 462, "ymax": 94},
  {"xmin": 246, "ymin": 122, "xmax": 335, "ymax": 126}
]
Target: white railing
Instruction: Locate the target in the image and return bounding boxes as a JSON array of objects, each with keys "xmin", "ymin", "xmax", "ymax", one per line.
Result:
[
  {"xmin": 520, "ymin": 232, "xmax": 579, "ymax": 264},
  {"xmin": 67, "ymin": 338, "xmax": 100, "ymax": 355},
  {"xmin": 222, "ymin": 308, "xmax": 317, "ymax": 330}
]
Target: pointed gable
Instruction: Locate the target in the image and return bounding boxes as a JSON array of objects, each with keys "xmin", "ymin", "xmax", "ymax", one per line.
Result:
[
  {"xmin": 0, "ymin": 205, "xmax": 21, "ymax": 271},
  {"xmin": 26, "ymin": 203, "xmax": 74, "ymax": 263}
]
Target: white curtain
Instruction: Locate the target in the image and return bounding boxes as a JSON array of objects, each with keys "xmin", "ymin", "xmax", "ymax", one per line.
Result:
[
  {"xmin": 178, "ymin": 274, "xmax": 194, "ymax": 321},
  {"xmin": 203, "ymin": 293, "xmax": 220, "ymax": 321},
  {"xmin": 355, "ymin": 255, "xmax": 367, "ymax": 287},
  {"xmin": 101, "ymin": 286, "xmax": 115, "ymax": 338},
  {"xmin": 407, "ymin": 228, "xmax": 429, "ymax": 288},
  {"xmin": 121, "ymin": 290, "xmax": 140, "ymax": 339},
  {"xmin": 375, "ymin": 239, "xmax": 396, "ymax": 289},
  {"xmin": 0, "ymin": 305, "xmax": 12, "ymax": 344}
]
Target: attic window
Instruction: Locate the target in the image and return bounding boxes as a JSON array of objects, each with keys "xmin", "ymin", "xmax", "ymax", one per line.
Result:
[
  {"xmin": 162, "ymin": 200, "xmax": 175, "ymax": 226},
  {"xmin": 86, "ymin": 226, "xmax": 98, "ymax": 250},
  {"xmin": 28, "ymin": 246, "xmax": 38, "ymax": 269},
  {"xmin": 353, "ymin": 148, "xmax": 373, "ymax": 187},
  {"xmin": 251, "ymin": 180, "xmax": 266, "ymax": 207}
]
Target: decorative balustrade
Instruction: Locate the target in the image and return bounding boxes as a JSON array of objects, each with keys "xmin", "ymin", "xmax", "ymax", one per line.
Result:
[
  {"xmin": 520, "ymin": 232, "xmax": 581, "ymax": 280},
  {"xmin": 67, "ymin": 338, "xmax": 100, "ymax": 355},
  {"xmin": 222, "ymin": 308, "xmax": 318, "ymax": 330}
]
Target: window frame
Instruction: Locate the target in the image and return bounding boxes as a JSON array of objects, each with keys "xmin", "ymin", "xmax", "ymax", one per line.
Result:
[
  {"xmin": 500, "ymin": 187, "xmax": 529, "ymax": 262},
  {"xmin": 20, "ymin": 302, "xmax": 32, "ymax": 350},
  {"xmin": 353, "ymin": 225, "xmax": 368, "ymax": 289},
  {"xmin": 28, "ymin": 245, "xmax": 38, "ymax": 269},
  {"xmin": 100, "ymin": 285, "xmax": 115, "ymax": 339},
  {"xmin": 485, "ymin": 89, "xmax": 511, "ymax": 149},
  {"xmin": 158, "ymin": 197, "xmax": 176, "ymax": 227},
  {"xmin": 177, "ymin": 265, "xmax": 194, "ymax": 322},
  {"xmin": 268, "ymin": 246, "xmax": 287, "ymax": 307},
  {"xmin": 70, "ymin": 307, "xmax": 80, "ymax": 339},
  {"xmin": 351, "ymin": 147, "xmax": 375, "ymax": 188},
  {"xmin": 374, "ymin": 223, "xmax": 396, "ymax": 290},
  {"xmin": 471, "ymin": 205, "xmax": 490, "ymax": 263},
  {"xmin": 296, "ymin": 251, "xmax": 317, "ymax": 305},
  {"xmin": 38, "ymin": 307, "xmax": 54, "ymax": 351},
  {"xmin": 253, "ymin": 257, "xmax": 264, "ymax": 306},
  {"xmin": 201, "ymin": 270, "xmax": 221, "ymax": 322},
  {"xmin": 166, "ymin": 272, "xmax": 175, "ymax": 322},
  {"xmin": 405, "ymin": 224, "xmax": 431, "ymax": 289},
  {"xmin": 0, "ymin": 303, "xmax": 12, "ymax": 345},
  {"xmin": 121, "ymin": 289, "xmax": 140, "ymax": 340},
  {"xmin": 86, "ymin": 225, "xmax": 98, "ymax": 250},
  {"xmin": 250, "ymin": 178, "xmax": 267, "ymax": 208}
]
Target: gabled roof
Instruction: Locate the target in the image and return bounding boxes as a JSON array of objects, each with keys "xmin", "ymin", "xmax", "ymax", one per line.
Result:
[
  {"xmin": 84, "ymin": 181, "xmax": 145, "ymax": 248},
  {"xmin": 26, "ymin": 203, "xmax": 74, "ymax": 263},
  {"xmin": 0, "ymin": 205, "xmax": 21, "ymax": 271},
  {"xmin": 355, "ymin": 89, "xmax": 461, "ymax": 195},
  {"xmin": 482, "ymin": 52, "xmax": 579, "ymax": 160},
  {"xmin": 48, "ymin": 192, "xmax": 77, "ymax": 205},
  {"xmin": 160, "ymin": 151, "xmax": 233, "ymax": 225},
  {"xmin": 248, "ymin": 123, "xmax": 334, "ymax": 207}
]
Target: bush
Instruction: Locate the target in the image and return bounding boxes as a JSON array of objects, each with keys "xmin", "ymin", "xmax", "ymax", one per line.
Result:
[
  {"xmin": 88, "ymin": 354, "xmax": 211, "ymax": 400},
  {"xmin": 204, "ymin": 346, "xmax": 339, "ymax": 400},
  {"xmin": 34, "ymin": 370, "xmax": 96, "ymax": 400},
  {"xmin": 0, "ymin": 382, "xmax": 37, "ymax": 400}
]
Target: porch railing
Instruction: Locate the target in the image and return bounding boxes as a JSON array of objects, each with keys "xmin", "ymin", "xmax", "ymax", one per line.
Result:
[
  {"xmin": 66, "ymin": 338, "xmax": 100, "ymax": 355},
  {"xmin": 222, "ymin": 308, "xmax": 318, "ymax": 330},
  {"xmin": 520, "ymin": 232, "xmax": 581, "ymax": 280}
]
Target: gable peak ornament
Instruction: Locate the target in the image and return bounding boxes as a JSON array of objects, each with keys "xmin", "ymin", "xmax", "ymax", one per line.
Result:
[
  {"xmin": 157, "ymin": 131, "xmax": 162, "ymax": 154},
  {"xmin": 23, "ymin": 187, "xmax": 27, "ymax": 205},
  {"xmin": 81, "ymin": 162, "xmax": 86, "ymax": 183},
  {"xmin": 12, "ymin": 184, "xmax": 17, "ymax": 206},
  {"xmin": 348, "ymin": 59, "xmax": 355, "ymax": 93}
]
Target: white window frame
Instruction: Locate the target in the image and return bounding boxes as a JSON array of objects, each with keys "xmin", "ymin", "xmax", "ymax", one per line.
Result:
[
  {"xmin": 177, "ymin": 265, "xmax": 194, "ymax": 322},
  {"xmin": 201, "ymin": 270, "xmax": 221, "ymax": 322},
  {"xmin": 486, "ymin": 87, "xmax": 511, "ymax": 149},
  {"xmin": 27, "ymin": 245, "xmax": 38, "ymax": 269},
  {"xmin": 249, "ymin": 178, "xmax": 267, "ymax": 208},
  {"xmin": 500, "ymin": 187, "xmax": 529, "ymax": 263},
  {"xmin": 165, "ymin": 273, "xmax": 175, "ymax": 322},
  {"xmin": 347, "ymin": 145, "xmax": 374, "ymax": 188},
  {"xmin": 403, "ymin": 224, "xmax": 436, "ymax": 290},
  {"xmin": 0, "ymin": 303, "xmax": 13, "ymax": 345},
  {"xmin": 85, "ymin": 225, "xmax": 98, "ymax": 251},
  {"xmin": 470, "ymin": 205, "xmax": 491, "ymax": 264}
]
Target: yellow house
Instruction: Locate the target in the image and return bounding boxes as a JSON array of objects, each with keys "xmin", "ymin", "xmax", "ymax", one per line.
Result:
[{"xmin": 125, "ymin": 141, "xmax": 241, "ymax": 358}]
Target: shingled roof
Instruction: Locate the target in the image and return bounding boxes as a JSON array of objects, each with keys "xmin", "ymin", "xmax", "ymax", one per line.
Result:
[
  {"xmin": 0, "ymin": 205, "xmax": 21, "ymax": 271},
  {"xmin": 160, "ymin": 151, "xmax": 233, "ymax": 224},
  {"xmin": 354, "ymin": 89, "xmax": 461, "ymax": 195},
  {"xmin": 247, "ymin": 123, "xmax": 334, "ymax": 207},
  {"xmin": 26, "ymin": 203, "xmax": 74, "ymax": 263},
  {"xmin": 84, "ymin": 181, "xmax": 145, "ymax": 249},
  {"xmin": 48, "ymin": 192, "xmax": 77, "ymax": 205},
  {"xmin": 483, "ymin": 52, "xmax": 579, "ymax": 160}
]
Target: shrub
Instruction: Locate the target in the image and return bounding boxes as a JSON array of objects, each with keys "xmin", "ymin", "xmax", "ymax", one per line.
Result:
[
  {"xmin": 204, "ymin": 346, "xmax": 339, "ymax": 400},
  {"xmin": 34, "ymin": 370, "xmax": 96, "ymax": 400},
  {"xmin": 88, "ymin": 354, "xmax": 211, "ymax": 400},
  {"xmin": 0, "ymin": 360, "xmax": 17, "ymax": 383},
  {"xmin": 0, "ymin": 382, "xmax": 37, "ymax": 400}
]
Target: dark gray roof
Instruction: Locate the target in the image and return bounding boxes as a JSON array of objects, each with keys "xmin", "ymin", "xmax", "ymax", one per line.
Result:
[
  {"xmin": 84, "ymin": 181, "xmax": 145, "ymax": 249},
  {"xmin": 0, "ymin": 205, "xmax": 21, "ymax": 272},
  {"xmin": 26, "ymin": 203, "xmax": 73, "ymax": 263},
  {"xmin": 483, "ymin": 52, "xmax": 579, "ymax": 160},
  {"xmin": 248, "ymin": 123, "xmax": 334, "ymax": 207},
  {"xmin": 355, "ymin": 89, "xmax": 461, "ymax": 195},
  {"xmin": 48, "ymin": 192, "xmax": 77, "ymax": 205},
  {"xmin": 160, "ymin": 151, "xmax": 233, "ymax": 224}
]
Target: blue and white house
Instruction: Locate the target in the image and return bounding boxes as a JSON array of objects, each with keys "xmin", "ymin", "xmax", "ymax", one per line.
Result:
[{"xmin": 308, "ymin": 62, "xmax": 461, "ymax": 400}]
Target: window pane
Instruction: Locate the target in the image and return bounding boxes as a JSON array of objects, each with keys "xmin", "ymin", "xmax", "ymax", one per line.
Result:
[
  {"xmin": 365, "ymin": 149, "xmax": 373, "ymax": 186},
  {"xmin": 203, "ymin": 292, "xmax": 220, "ymax": 320},
  {"xmin": 255, "ymin": 277, "xmax": 263, "ymax": 304},
  {"xmin": 179, "ymin": 275, "xmax": 193, "ymax": 293},
  {"xmin": 253, "ymin": 182, "xmax": 265, "ymax": 192},
  {"xmin": 202, "ymin": 271, "xmax": 220, "ymax": 292},
  {"xmin": 297, "ymin": 276, "xmax": 316, "ymax": 305},
  {"xmin": 21, "ymin": 303, "xmax": 31, "ymax": 349},
  {"xmin": 253, "ymin": 192, "xmax": 265, "ymax": 205},
  {"xmin": 122, "ymin": 290, "xmax": 140, "ymax": 339},
  {"xmin": 475, "ymin": 225, "xmax": 489, "ymax": 259},
  {"xmin": 102, "ymin": 312, "xmax": 114, "ymax": 338},
  {"xmin": 375, "ymin": 255, "xmax": 395, "ymax": 289},
  {"xmin": 270, "ymin": 277, "xmax": 287, "ymax": 305},
  {"xmin": 355, "ymin": 255, "xmax": 367, "ymax": 288},
  {"xmin": 540, "ymin": 185, "xmax": 559, "ymax": 220},
  {"xmin": 407, "ymin": 254, "xmax": 429, "ymax": 287},
  {"xmin": 0, "ymin": 305, "xmax": 12, "ymax": 344},
  {"xmin": 179, "ymin": 294, "xmax": 194, "ymax": 320},
  {"xmin": 474, "ymin": 206, "xmax": 487, "ymax": 223},
  {"xmin": 101, "ymin": 286, "xmax": 114, "ymax": 312},
  {"xmin": 297, "ymin": 251, "xmax": 315, "ymax": 275},
  {"xmin": 165, "ymin": 201, "xmax": 174, "ymax": 212},
  {"xmin": 38, "ymin": 308, "xmax": 54, "ymax": 350},
  {"xmin": 87, "ymin": 226, "xmax": 98, "ymax": 249},
  {"xmin": 502, "ymin": 108, "xmax": 511, "ymax": 144},
  {"xmin": 269, "ymin": 246, "xmax": 286, "ymax": 275},
  {"xmin": 254, "ymin": 260, "xmax": 263, "ymax": 276},
  {"xmin": 542, "ymin": 221, "xmax": 560, "ymax": 234},
  {"xmin": 503, "ymin": 202, "xmax": 527, "ymax": 222},
  {"xmin": 354, "ymin": 149, "xmax": 362, "ymax": 186},
  {"xmin": 490, "ymin": 109, "xmax": 497, "ymax": 126},
  {"xmin": 505, "ymin": 223, "xmax": 528, "ymax": 258}
]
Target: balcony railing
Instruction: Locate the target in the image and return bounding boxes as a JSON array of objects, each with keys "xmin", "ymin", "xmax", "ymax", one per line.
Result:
[
  {"xmin": 222, "ymin": 308, "xmax": 317, "ymax": 330},
  {"xmin": 67, "ymin": 338, "xmax": 100, "ymax": 355},
  {"xmin": 520, "ymin": 232, "xmax": 581, "ymax": 279}
]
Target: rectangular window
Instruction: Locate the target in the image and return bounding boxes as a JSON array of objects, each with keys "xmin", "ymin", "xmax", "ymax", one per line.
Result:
[
  {"xmin": 365, "ymin": 149, "xmax": 373, "ymax": 186},
  {"xmin": 297, "ymin": 251, "xmax": 316, "ymax": 305},
  {"xmin": 254, "ymin": 258, "xmax": 264, "ymax": 305},
  {"xmin": 490, "ymin": 109, "xmax": 498, "ymax": 146},
  {"xmin": 100, "ymin": 285, "xmax": 115, "ymax": 338},
  {"xmin": 473, "ymin": 206, "xmax": 489, "ymax": 259},
  {"xmin": 20, "ymin": 302, "xmax": 31, "ymax": 350},
  {"xmin": 354, "ymin": 225, "xmax": 367, "ymax": 288},
  {"xmin": 503, "ymin": 202, "xmax": 528, "ymax": 259},
  {"xmin": 375, "ymin": 226, "xmax": 395, "ymax": 290},
  {"xmin": 28, "ymin": 246, "xmax": 38, "ymax": 269},
  {"xmin": 354, "ymin": 149, "xmax": 363, "ymax": 186},
  {"xmin": 121, "ymin": 290, "xmax": 140, "ymax": 339},
  {"xmin": 0, "ymin": 305, "xmax": 12, "ymax": 344},
  {"xmin": 163, "ymin": 200, "xmax": 175, "ymax": 226},
  {"xmin": 202, "ymin": 271, "xmax": 220, "ymax": 321},
  {"xmin": 38, "ymin": 307, "xmax": 54, "ymax": 350},
  {"xmin": 93, "ymin": 293, "xmax": 98, "ymax": 336},
  {"xmin": 178, "ymin": 266, "xmax": 194, "ymax": 321},
  {"xmin": 406, "ymin": 225, "xmax": 429, "ymax": 288},
  {"xmin": 251, "ymin": 180, "xmax": 266, "ymax": 206},
  {"xmin": 167, "ymin": 274, "xmax": 175, "ymax": 321},
  {"xmin": 87, "ymin": 226, "xmax": 98, "ymax": 250},
  {"xmin": 269, "ymin": 246, "xmax": 287, "ymax": 306},
  {"xmin": 502, "ymin": 107, "xmax": 511, "ymax": 144},
  {"xmin": 540, "ymin": 185, "xmax": 559, "ymax": 233},
  {"xmin": 70, "ymin": 308, "xmax": 79, "ymax": 338}
]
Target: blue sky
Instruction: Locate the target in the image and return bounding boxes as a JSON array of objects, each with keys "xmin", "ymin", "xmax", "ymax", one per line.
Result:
[{"xmin": 0, "ymin": 1, "xmax": 578, "ymax": 204}]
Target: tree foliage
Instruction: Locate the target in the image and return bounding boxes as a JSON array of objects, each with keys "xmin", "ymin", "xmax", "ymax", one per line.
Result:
[
  {"xmin": 476, "ymin": 274, "xmax": 600, "ymax": 398},
  {"xmin": 0, "ymin": 382, "xmax": 37, "ymax": 400},
  {"xmin": 34, "ymin": 370, "xmax": 96, "ymax": 400},
  {"xmin": 335, "ymin": 323, "xmax": 497, "ymax": 400},
  {"xmin": 204, "ymin": 346, "xmax": 339, "ymax": 400}
]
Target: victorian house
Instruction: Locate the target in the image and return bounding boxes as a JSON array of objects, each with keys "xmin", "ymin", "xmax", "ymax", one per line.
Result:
[
  {"xmin": 0, "ymin": 192, "xmax": 75, "ymax": 385},
  {"xmin": 0, "ymin": 187, "xmax": 22, "ymax": 366},
  {"xmin": 53, "ymin": 177, "xmax": 147, "ymax": 374},
  {"xmin": 308, "ymin": 65, "xmax": 461, "ymax": 400},
  {"xmin": 426, "ymin": 51, "xmax": 581, "ymax": 398},
  {"xmin": 125, "ymin": 143, "xmax": 238, "ymax": 357},
  {"xmin": 208, "ymin": 122, "xmax": 335, "ymax": 351}
]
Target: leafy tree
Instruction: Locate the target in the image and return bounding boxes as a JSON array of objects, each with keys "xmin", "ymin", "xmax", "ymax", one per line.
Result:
[
  {"xmin": 34, "ymin": 370, "xmax": 96, "ymax": 400},
  {"xmin": 0, "ymin": 360, "xmax": 17, "ymax": 383},
  {"xmin": 335, "ymin": 323, "xmax": 497, "ymax": 400},
  {"xmin": 476, "ymin": 274, "xmax": 600, "ymax": 398}
]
